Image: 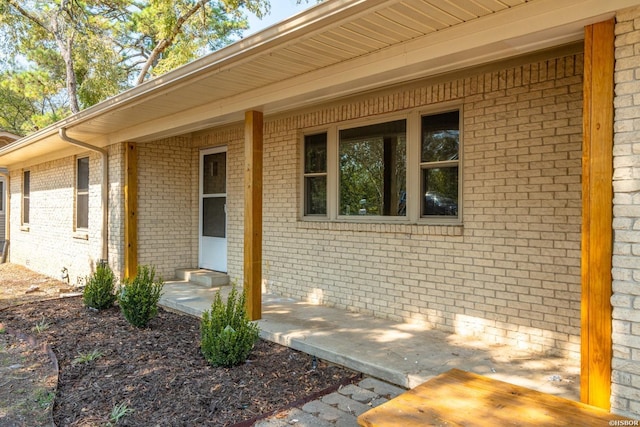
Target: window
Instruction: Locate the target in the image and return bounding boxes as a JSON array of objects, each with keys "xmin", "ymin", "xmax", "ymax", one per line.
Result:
[
  {"xmin": 76, "ymin": 157, "xmax": 89, "ymax": 229},
  {"xmin": 22, "ymin": 170, "xmax": 30, "ymax": 225},
  {"xmin": 421, "ymin": 111, "xmax": 459, "ymax": 218},
  {"xmin": 304, "ymin": 133, "xmax": 327, "ymax": 216},
  {"xmin": 302, "ymin": 107, "xmax": 461, "ymax": 223},
  {"xmin": 339, "ymin": 120, "xmax": 406, "ymax": 217},
  {"xmin": 0, "ymin": 179, "xmax": 4, "ymax": 213}
]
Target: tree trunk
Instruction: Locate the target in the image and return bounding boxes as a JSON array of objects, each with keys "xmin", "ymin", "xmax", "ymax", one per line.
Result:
[{"xmin": 58, "ymin": 38, "xmax": 80, "ymax": 114}]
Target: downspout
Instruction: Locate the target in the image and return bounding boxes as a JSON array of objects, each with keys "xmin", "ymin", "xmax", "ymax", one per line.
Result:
[
  {"xmin": 59, "ymin": 128, "xmax": 109, "ymax": 262},
  {"xmin": 0, "ymin": 169, "xmax": 9, "ymax": 263}
]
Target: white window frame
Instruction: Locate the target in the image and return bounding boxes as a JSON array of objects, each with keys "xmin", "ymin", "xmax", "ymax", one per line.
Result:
[
  {"xmin": 301, "ymin": 104, "xmax": 463, "ymax": 225},
  {"xmin": 22, "ymin": 170, "xmax": 30, "ymax": 226},
  {"xmin": 76, "ymin": 156, "xmax": 90, "ymax": 230},
  {"xmin": 0, "ymin": 178, "xmax": 4, "ymax": 214}
]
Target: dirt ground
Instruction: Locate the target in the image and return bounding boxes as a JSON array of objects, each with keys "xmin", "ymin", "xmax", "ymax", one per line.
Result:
[
  {"xmin": 0, "ymin": 264, "xmax": 69, "ymax": 310},
  {"xmin": 0, "ymin": 264, "xmax": 358, "ymax": 426}
]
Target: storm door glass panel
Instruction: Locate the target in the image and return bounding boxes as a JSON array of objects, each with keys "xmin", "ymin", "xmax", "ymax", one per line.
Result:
[
  {"xmin": 202, "ymin": 197, "xmax": 226, "ymax": 238},
  {"xmin": 202, "ymin": 152, "xmax": 226, "ymax": 238},
  {"xmin": 203, "ymin": 153, "xmax": 226, "ymax": 195}
]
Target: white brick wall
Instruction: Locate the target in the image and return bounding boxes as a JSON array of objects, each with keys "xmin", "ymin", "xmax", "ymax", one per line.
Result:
[
  {"xmin": 153, "ymin": 50, "xmax": 583, "ymax": 360},
  {"xmin": 136, "ymin": 137, "xmax": 196, "ymax": 279},
  {"xmin": 611, "ymin": 5, "xmax": 640, "ymax": 418},
  {"xmin": 253, "ymin": 50, "xmax": 583, "ymax": 359},
  {"xmin": 8, "ymin": 49, "xmax": 583, "ymax": 366},
  {"xmin": 107, "ymin": 143, "xmax": 125, "ymax": 279},
  {"xmin": 8, "ymin": 151, "xmax": 109, "ymax": 284}
]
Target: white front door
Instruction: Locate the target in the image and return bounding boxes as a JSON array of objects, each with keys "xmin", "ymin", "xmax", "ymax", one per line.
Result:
[{"xmin": 199, "ymin": 147, "xmax": 227, "ymax": 272}]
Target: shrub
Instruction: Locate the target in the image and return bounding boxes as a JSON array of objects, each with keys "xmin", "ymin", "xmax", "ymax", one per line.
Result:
[
  {"xmin": 118, "ymin": 265, "xmax": 163, "ymax": 328},
  {"xmin": 83, "ymin": 262, "xmax": 117, "ymax": 310},
  {"xmin": 200, "ymin": 285, "xmax": 260, "ymax": 367}
]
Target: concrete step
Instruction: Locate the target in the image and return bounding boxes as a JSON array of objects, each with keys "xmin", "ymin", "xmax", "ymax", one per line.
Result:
[{"xmin": 174, "ymin": 268, "xmax": 230, "ymax": 288}]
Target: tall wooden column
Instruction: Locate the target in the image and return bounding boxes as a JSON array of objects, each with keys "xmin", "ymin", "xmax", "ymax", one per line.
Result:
[
  {"xmin": 581, "ymin": 19, "xmax": 614, "ymax": 410},
  {"xmin": 244, "ymin": 111, "xmax": 263, "ymax": 320},
  {"xmin": 124, "ymin": 142, "xmax": 138, "ymax": 279}
]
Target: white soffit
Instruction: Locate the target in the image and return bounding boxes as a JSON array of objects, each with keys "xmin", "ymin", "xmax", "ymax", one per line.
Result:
[{"xmin": 0, "ymin": 0, "xmax": 637, "ymax": 165}]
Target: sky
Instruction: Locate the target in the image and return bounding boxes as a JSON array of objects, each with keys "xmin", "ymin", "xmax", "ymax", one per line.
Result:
[{"xmin": 244, "ymin": 0, "xmax": 315, "ymax": 36}]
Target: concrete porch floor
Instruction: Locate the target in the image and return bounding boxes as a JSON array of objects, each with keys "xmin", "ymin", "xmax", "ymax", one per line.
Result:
[{"xmin": 159, "ymin": 280, "xmax": 580, "ymax": 401}]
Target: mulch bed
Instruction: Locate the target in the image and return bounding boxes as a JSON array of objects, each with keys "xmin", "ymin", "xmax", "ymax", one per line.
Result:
[{"xmin": 0, "ymin": 297, "xmax": 358, "ymax": 426}]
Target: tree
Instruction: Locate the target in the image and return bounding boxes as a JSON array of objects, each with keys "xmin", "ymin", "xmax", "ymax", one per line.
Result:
[
  {"xmin": 3, "ymin": 0, "xmax": 118, "ymax": 114},
  {"xmin": 0, "ymin": 0, "xmax": 270, "ymax": 133},
  {"xmin": 0, "ymin": 70, "xmax": 68, "ymax": 135}
]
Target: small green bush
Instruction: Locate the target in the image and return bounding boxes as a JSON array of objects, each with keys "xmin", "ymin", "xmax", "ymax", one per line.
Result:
[
  {"xmin": 201, "ymin": 285, "xmax": 260, "ymax": 367},
  {"xmin": 118, "ymin": 265, "xmax": 163, "ymax": 328},
  {"xmin": 83, "ymin": 262, "xmax": 117, "ymax": 310}
]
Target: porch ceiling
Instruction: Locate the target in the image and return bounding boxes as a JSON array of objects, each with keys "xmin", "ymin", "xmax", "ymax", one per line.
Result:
[{"xmin": 0, "ymin": 0, "xmax": 636, "ymax": 167}]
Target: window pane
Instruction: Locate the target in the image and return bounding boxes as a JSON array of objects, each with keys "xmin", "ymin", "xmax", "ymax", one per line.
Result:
[
  {"xmin": 304, "ymin": 133, "xmax": 327, "ymax": 174},
  {"xmin": 23, "ymin": 198, "xmax": 29, "ymax": 224},
  {"xmin": 305, "ymin": 176, "xmax": 327, "ymax": 215},
  {"xmin": 203, "ymin": 153, "xmax": 226, "ymax": 195},
  {"xmin": 0, "ymin": 181, "xmax": 3, "ymax": 212},
  {"xmin": 203, "ymin": 197, "xmax": 226, "ymax": 238},
  {"xmin": 77, "ymin": 194, "xmax": 88, "ymax": 229},
  {"xmin": 77, "ymin": 157, "xmax": 89, "ymax": 191},
  {"xmin": 23, "ymin": 171, "xmax": 30, "ymax": 196},
  {"xmin": 421, "ymin": 111, "xmax": 459, "ymax": 162},
  {"xmin": 23, "ymin": 171, "xmax": 30, "ymax": 224},
  {"xmin": 422, "ymin": 167, "xmax": 458, "ymax": 217},
  {"xmin": 339, "ymin": 120, "xmax": 406, "ymax": 216}
]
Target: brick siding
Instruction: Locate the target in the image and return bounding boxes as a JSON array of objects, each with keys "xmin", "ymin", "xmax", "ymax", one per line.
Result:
[
  {"xmin": 7, "ymin": 48, "xmax": 584, "ymax": 365},
  {"xmin": 135, "ymin": 137, "xmax": 195, "ymax": 279},
  {"xmin": 611, "ymin": 5, "xmax": 640, "ymax": 418},
  {"xmin": 8, "ymin": 152, "xmax": 107, "ymax": 284},
  {"xmin": 186, "ymin": 49, "xmax": 583, "ymax": 360}
]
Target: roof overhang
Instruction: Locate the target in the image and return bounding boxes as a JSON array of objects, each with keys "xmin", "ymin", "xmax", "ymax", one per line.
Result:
[{"xmin": 0, "ymin": 0, "xmax": 637, "ymax": 168}]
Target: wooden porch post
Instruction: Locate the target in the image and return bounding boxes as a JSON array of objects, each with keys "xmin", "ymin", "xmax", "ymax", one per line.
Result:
[
  {"xmin": 124, "ymin": 142, "xmax": 138, "ymax": 279},
  {"xmin": 244, "ymin": 111, "xmax": 263, "ymax": 320},
  {"xmin": 581, "ymin": 19, "xmax": 614, "ymax": 410}
]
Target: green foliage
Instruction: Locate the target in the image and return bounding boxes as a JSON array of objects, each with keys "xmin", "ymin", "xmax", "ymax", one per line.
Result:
[
  {"xmin": 109, "ymin": 402, "xmax": 134, "ymax": 424},
  {"xmin": 83, "ymin": 262, "xmax": 117, "ymax": 310},
  {"xmin": 35, "ymin": 389, "xmax": 55, "ymax": 409},
  {"xmin": 200, "ymin": 285, "xmax": 260, "ymax": 368},
  {"xmin": 0, "ymin": 0, "xmax": 271, "ymax": 132},
  {"xmin": 72, "ymin": 349, "xmax": 104, "ymax": 365},
  {"xmin": 118, "ymin": 265, "xmax": 163, "ymax": 328},
  {"xmin": 32, "ymin": 317, "xmax": 50, "ymax": 333}
]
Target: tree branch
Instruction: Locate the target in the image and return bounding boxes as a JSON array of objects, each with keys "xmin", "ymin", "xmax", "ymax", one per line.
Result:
[
  {"xmin": 6, "ymin": 0, "xmax": 48, "ymax": 32},
  {"xmin": 135, "ymin": 0, "xmax": 209, "ymax": 85}
]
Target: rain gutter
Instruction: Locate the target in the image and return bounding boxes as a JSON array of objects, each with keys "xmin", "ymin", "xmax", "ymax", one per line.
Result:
[{"xmin": 59, "ymin": 128, "xmax": 108, "ymax": 262}]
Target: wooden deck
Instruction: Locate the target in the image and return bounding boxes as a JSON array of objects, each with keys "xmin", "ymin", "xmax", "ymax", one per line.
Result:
[{"xmin": 358, "ymin": 368, "xmax": 630, "ymax": 426}]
